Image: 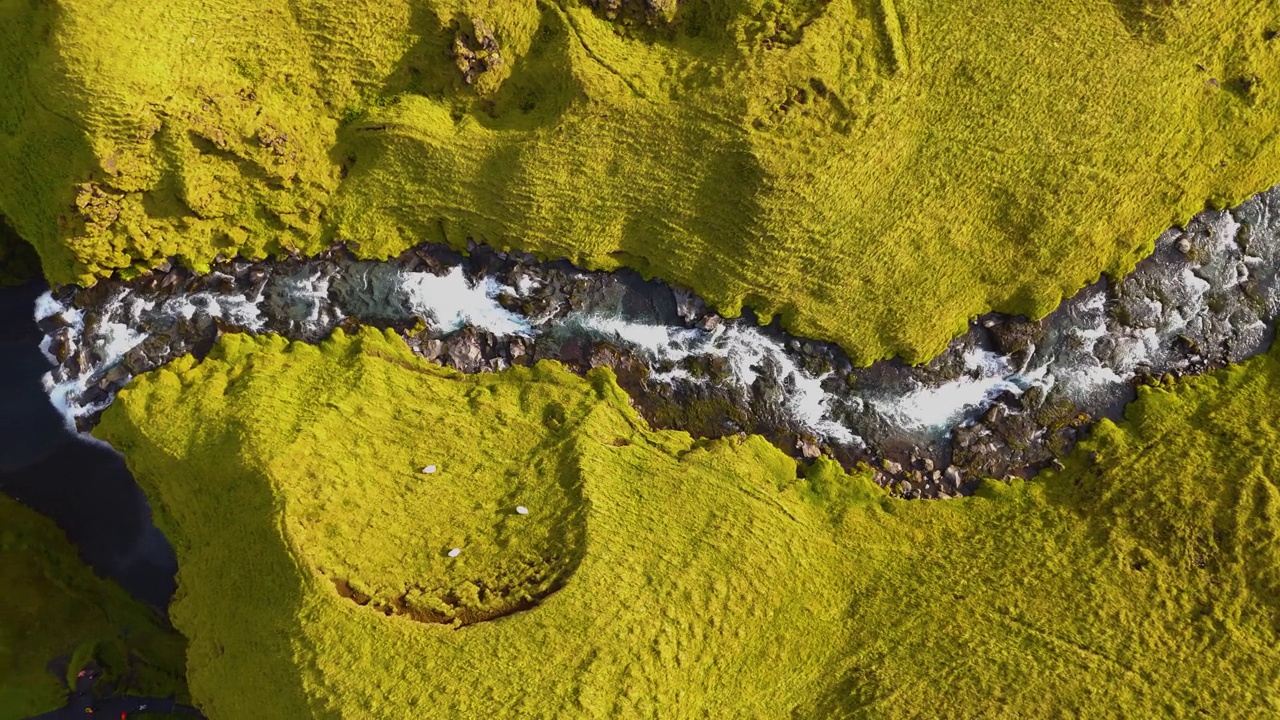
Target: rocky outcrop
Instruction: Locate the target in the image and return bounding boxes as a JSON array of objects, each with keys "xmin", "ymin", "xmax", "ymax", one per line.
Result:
[
  {"xmin": 452, "ymin": 17, "xmax": 506, "ymax": 93},
  {"xmin": 588, "ymin": 0, "xmax": 680, "ymax": 25}
]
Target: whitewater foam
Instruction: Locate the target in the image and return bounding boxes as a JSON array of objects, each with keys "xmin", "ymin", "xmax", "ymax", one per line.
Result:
[
  {"xmin": 575, "ymin": 313, "xmax": 858, "ymax": 444},
  {"xmin": 872, "ymin": 350, "xmax": 1028, "ymax": 431},
  {"xmin": 399, "ymin": 268, "xmax": 532, "ymax": 337}
]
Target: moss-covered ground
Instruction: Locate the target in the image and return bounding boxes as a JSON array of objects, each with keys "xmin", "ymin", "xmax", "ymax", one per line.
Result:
[
  {"xmin": 98, "ymin": 328, "xmax": 1280, "ymax": 718},
  {"xmin": 0, "ymin": 495, "xmax": 188, "ymax": 720},
  {"xmin": 5, "ymin": 0, "xmax": 1280, "ymax": 360}
]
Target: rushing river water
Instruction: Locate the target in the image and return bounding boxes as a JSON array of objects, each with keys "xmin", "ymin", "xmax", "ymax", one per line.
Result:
[{"xmin": 33, "ymin": 184, "xmax": 1280, "ymax": 498}]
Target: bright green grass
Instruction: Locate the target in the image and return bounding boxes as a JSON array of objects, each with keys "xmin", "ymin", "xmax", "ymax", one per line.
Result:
[
  {"xmin": 98, "ymin": 328, "xmax": 1280, "ymax": 718},
  {"xmin": 0, "ymin": 495, "xmax": 188, "ymax": 720},
  {"xmin": 4, "ymin": 1, "xmax": 1280, "ymax": 361}
]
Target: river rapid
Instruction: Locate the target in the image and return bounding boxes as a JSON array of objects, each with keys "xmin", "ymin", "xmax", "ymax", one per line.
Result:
[{"xmin": 33, "ymin": 183, "xmax": 1280, "ymax": 498}]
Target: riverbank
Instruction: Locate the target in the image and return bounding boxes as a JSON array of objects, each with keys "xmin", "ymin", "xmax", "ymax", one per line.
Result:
[
  {"xmin": 95, "ymin": 326, "xmax": 1280, "ymax": 717},
  {"xmin": 36, "ymin": 180, "xmax": 1280, "ymax": 498},
  {"xmin": 5, "ymin": 0, "xmax": 1280, "ymax": 364}
]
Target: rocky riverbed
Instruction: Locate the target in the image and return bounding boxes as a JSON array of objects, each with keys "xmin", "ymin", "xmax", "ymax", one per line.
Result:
[{"xmin": 34, "ymin": 184, "xmax": 1280, "ymax": 498}]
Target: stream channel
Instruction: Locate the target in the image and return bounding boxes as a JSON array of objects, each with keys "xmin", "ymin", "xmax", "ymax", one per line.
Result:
[
  {"xmin": 10, "ymin": 181, "xmax": 1280, "ymax": 622},
  {"xmin": 36, "ymin": 183, "xmax": 1280, "ymax": 499}
]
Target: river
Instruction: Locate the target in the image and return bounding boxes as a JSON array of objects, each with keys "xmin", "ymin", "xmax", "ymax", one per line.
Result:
[{"xmin": 30, "ymin": 182, "xmax": 1280, "ymax": 499}]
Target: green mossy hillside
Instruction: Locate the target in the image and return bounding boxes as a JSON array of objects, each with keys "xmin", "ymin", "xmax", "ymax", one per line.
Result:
[
  {"xmin": 5, "ymin": 0, "xmax": 1280, "ymax": 360},
  {"xmin": 0, "ymin": 495, "xmax": 188, "ymax": 720},
  {"xmin": 98, "ymin": 328, "xmax": 1280, "ymax": 718}
]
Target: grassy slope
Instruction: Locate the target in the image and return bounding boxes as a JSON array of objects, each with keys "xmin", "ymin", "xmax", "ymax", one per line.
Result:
[
  {"xmin": 0, "ymin": 495, "xmax": 188, "ymax": 720},
  {"xmin": 98, "ymin": 328, "xmax": 1280, "ymax": 718},
  {"xmin": 3, "ymin": 0, "xmax": 1280, "ymax": 361}
]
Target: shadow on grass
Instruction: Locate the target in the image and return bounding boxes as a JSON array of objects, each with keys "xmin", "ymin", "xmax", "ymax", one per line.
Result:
[{"xmin": 98, "ymin": 413, "xmax": 322, "ymax": 719}]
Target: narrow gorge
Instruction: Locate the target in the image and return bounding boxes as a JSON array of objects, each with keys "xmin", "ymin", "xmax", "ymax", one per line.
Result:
[{"xmin": 35, "ymin": 183, "xmax": 1280, "ymax": 498}]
